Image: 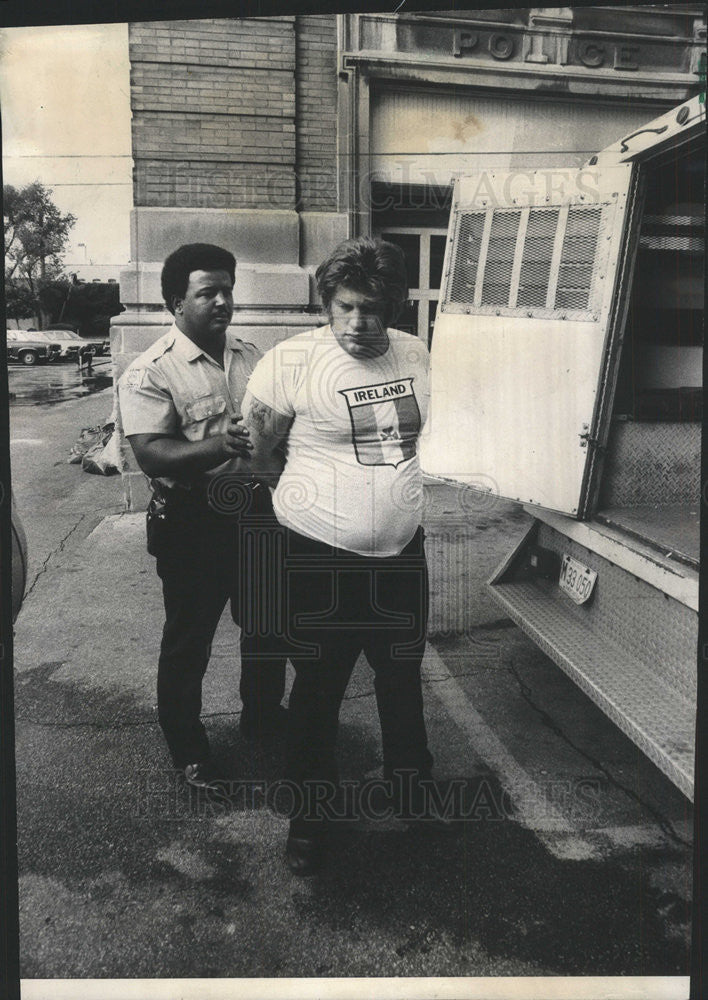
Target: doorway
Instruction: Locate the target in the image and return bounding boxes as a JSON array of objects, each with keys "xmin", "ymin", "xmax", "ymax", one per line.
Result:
[
  {"xmin": 372, "ymin": 181, "xmax": 452, "ymax": 346},
  {"xmin": 376, "ymin": 227, "xmax": 447, "ymax": 346}
]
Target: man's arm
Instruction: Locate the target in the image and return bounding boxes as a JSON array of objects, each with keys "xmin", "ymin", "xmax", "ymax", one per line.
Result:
[
  {"xmin": 127, "ymin": 418, "xmax": 252, "ymax": 479},
  {"xmin": 228, "ymin": 389, "xmax": 293, "ymax": 487}
]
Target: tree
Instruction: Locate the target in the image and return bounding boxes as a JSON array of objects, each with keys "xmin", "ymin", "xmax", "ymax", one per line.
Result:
[
  {"xmin": 36, "ymin": 278, "xmax": 71, "ymax": 325},
  {"xmin": 4, "ymin": 182, "xmax": 76, "ymax": 327},
  {"xmin": 4, "ymin": 277, "xmax": 36, "ymax": 324},
  {"xmin": 37, "ymin": 277, "xmax": 124, "ymax": 335}
]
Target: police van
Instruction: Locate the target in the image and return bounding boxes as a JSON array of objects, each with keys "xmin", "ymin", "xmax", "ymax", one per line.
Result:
[{"xmin": 421, "ymin": 96, "xmax": 704, "ymax": 801}]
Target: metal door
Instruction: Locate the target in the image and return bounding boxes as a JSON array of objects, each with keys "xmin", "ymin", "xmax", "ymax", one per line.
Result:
[{"xmin": 420, "ymin": 163, "xmax": 642, "ymax": 517}]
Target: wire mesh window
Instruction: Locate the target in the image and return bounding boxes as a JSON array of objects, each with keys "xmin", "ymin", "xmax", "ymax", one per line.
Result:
[
  {"xmin": 555, "ymin": 207, "xmax": 601, "ymax": 311},
  {"xmin": 448, "ymin": 212, "xmax": 486, "ymax": 303},
  {"xmin": 446, "ymin": 202, "xmax": 606, "ymax": 319},
  {"xmin": 517, "ymin": 208, "xmax": 559, "ymax": 308},
  {"xmin": 481, "ymin": 210, "xmax": 521, "ymax": 306}
]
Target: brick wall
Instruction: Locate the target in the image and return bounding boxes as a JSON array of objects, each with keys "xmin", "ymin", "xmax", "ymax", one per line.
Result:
[
  {"xmin": 295, "ymin": 15, "xmax": 338, "ymax": 212},
  {"xmin": 130, "ymin": 18, "xmax": 298, "ymax": 210},
  {"xmin": 134, "ymin": 161, "xmax": 296, "ymax": 209}
]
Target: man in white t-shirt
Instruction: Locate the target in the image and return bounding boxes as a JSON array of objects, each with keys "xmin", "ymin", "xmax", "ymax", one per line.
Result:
[{"xmin": 240, "ymin": 236, "xmax": 438, "ymax": 874}]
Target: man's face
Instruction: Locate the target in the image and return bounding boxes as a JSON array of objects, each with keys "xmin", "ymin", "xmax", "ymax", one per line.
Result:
[
  {"xmin": 328, "ymin": 285, "xmax": 389, "ymax": 358},
  {"xmin": 175, "ymin": 268, "xmax": 234, "ymax": 342}
]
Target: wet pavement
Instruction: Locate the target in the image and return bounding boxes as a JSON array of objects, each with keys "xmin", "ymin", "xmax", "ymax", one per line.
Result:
[{"xmin": 8, "ymin": 358, "xmax": 113, "ymax": 406}]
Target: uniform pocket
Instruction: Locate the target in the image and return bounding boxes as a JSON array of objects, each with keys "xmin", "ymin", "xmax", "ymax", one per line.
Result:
[{"xmin": 184, "ymin": 395, "xmax": 227, "ymax": 423}]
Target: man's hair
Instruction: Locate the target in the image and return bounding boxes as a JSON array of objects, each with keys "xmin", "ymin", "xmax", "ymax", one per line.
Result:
[
  {"xmin": 315, "ymin": 236, "xmax": 409, "ymax": 326},
  {"xmin": 161, "ymin": 243, "xmax": 236, "ymax": 314}
]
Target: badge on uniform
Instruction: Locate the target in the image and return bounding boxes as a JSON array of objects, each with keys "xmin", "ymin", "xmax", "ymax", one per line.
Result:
[{"xmin": 124, "ymin": 368, "xmax": 146, "ymax": 390}]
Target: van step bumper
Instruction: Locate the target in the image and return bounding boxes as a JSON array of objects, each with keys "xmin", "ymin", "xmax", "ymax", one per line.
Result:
[{"xmin": 488, "ymin": 519, "xmax": 696, "ymax": 800}]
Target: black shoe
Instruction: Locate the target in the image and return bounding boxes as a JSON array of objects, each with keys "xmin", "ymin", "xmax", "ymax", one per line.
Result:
[
  {"xmin": 240, "ymin": 704, "xmax": 288, "ymax": 742},
  {"xmin": 285, "ymin": 834, "xmax": 324, "ymax": 876},
  {"xmin": 182, "ymin": 761, "xmax": 227, "ymax": 793}
]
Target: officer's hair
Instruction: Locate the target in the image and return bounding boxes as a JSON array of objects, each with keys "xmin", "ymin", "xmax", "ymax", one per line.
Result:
[
  {"xmin": 315, "ymin": 237, "xmax": 409, "ymax": 327},
  {"xmin": 161, "ymin": 243, "xmax": 236, "ymax": 314}
]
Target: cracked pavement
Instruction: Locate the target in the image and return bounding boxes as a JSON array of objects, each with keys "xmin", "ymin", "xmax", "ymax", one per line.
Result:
[
  {"xmin": 9, "ymin": 372, "xmax": 693, "ymax": 984},
  {"xmin": 10, "ymin": 385, "xmax": 123, "ymax": 587}
]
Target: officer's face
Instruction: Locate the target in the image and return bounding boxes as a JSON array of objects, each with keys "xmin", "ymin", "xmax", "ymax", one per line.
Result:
[
  {"xmin": 329, "ymin": 286, "xmax": 389, "ymax": 358},
  {"xmin": 175, "ymin": 269, "xmax": 234, "ymax": 341}
]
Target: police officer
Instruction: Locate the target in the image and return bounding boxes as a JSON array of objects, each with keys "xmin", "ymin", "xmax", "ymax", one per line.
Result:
[{"xmin": 117, "ymin": 243, "xmax": 288, "ymax": 790}]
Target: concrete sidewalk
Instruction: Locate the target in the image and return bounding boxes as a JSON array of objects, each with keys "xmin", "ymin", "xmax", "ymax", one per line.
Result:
[{"xmin": 12, "ymin": 496, "xmax": 692, "ymax": 979}]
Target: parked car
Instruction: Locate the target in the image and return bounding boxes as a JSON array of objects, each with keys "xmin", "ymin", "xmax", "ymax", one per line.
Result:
[
  {"xmin": 34, "ymin": 329, "xmax": 106, "ymax": 361},
  {"xmin": 6, "ymin": 330, "xmax": 62, "ymax": 365},
  {"xmin": 28, "ymin": 324, "xmax": 111, "ymax": 357}
]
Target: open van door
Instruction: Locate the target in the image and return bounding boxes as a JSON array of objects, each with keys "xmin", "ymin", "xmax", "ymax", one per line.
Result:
[
  {"xmin": 420, "ymin": 162, "xmax": 643, "ymax": 517},
  {"xmin": 421, "ymin": 96, "xmax": 704, "ymax": 800},
  {"xmin": 421, "ymin": 96, "xmax": 705, "ymax": 518}
]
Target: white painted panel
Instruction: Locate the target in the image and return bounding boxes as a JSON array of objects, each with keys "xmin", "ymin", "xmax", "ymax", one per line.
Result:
[
  {"xmin": 370, "ymin": 88, "xmax": 651, "ymax": 187},
  {"xmin": 420, "ymin": 311, "xmax": 606, "ymax": 512}
]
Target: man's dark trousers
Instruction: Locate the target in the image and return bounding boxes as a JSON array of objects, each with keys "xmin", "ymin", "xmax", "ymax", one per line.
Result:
[
  {"xmin": 282, "ymin": 525, "xmax": 434, "ymax": 833},
  {"xmin": 153, "ymin": 482, "xmax": 287, "ymax": 768}
]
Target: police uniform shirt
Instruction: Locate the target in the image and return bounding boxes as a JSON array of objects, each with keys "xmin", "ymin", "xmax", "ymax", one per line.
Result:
[
  {"xmin": 117, "ymin": 323, "xmax": 261, "ymax": 489},
  {"xmin": 246, "ymin": 325, "xmax": 430, "ymax": 558}
]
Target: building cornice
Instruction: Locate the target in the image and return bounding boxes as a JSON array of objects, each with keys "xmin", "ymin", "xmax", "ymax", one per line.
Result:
[
  {"xmin": 338, "ymin": 8, "xmax": 704, "ymax": 102},
  {"xmin": 340, "ymin": 50, "xmax": 698, "ymax": 103},
  {"xmin": 370, "ymin": 11, "xmax": 702, "ymax": 46}
]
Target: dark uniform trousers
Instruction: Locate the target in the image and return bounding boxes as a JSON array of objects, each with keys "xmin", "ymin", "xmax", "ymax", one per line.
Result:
[
  {"xmin": 281, "ymin": 525, "xmax": 434, "ymax": 835},
  {"xmin": 153, "ymin": 481, "xmax": 287, "ymax": 768}
]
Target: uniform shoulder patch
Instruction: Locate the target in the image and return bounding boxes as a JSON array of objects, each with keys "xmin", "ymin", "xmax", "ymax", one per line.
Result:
[{"xmin": 123, "ymin": 367, "xmax": 146, "ymax": 390}]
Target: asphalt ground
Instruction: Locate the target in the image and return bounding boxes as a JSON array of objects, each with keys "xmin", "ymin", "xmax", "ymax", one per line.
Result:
[{"xmin": 8, "ymin": 367, "xmax": 694, "ymax": 986}]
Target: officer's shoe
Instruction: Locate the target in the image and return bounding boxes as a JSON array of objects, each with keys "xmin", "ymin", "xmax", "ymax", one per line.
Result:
[
  {"xmin": 285, "ymin": 835, "xmax": 325, "ymax": 876},
  {"xmin": 285, "ymin": 819, "xmax": 327, "ymax": 876},
  {"xmin": 182, "ymin": 761, "xmax": 228, "ymax": 794},
  {"xmin": 239, "ymin": 704, "xmax": 288, "ymax": 743}
]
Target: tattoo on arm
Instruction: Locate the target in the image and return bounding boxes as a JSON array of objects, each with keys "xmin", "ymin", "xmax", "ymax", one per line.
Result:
[
  {"xmin": 240, "ymin": 393, "xmax": 293, "ymax": 485},
  {"xmin": 244, "ymin": 392, "xmax": 293, "ymax": 443},
  {"xmin": 248, "ymin": 400, "xmax": 270, "ymax": 435}
]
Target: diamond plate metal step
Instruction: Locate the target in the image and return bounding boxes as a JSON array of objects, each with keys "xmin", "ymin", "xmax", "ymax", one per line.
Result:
[{"xmin": 488, "ymin": 578, "xmax": 695, "ymax": 800}]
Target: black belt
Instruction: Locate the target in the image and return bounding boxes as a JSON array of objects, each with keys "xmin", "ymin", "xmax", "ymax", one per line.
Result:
[
  {"xmin": 151, "ymin": 477, "xmax": 262, "ymax": 496},
  {"xmin": 152, "ymin": 478, "xmax": 267, "ymax": 516}
]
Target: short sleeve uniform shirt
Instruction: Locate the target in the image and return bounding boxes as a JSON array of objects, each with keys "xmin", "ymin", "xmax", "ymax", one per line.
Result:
[{"xmin": 117, "ymin": 323, "xmax": 261, "ymax": 489}]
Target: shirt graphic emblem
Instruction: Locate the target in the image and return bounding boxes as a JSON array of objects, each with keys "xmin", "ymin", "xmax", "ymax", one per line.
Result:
[{"xmin": 339, "ymin": 378, "xmax": 421, "ymax": 468}]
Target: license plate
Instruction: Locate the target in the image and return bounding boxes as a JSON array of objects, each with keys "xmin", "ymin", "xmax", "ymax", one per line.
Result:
[{"xmin": 558, "ymin": 553, "xmax": 597, "ymax": 605}]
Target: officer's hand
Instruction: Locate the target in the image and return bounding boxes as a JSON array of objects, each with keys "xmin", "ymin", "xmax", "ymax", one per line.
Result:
[{"xmin": 222, "ymin": 415, "xmax": 253, "ymax": 459}]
